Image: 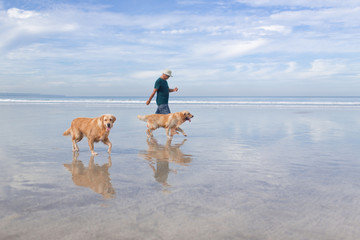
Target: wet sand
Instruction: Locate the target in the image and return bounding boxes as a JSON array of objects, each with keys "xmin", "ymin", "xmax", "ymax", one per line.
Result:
[{"xmin": 1, "ymin": 103, "xmax": 360, "ymax": 239}]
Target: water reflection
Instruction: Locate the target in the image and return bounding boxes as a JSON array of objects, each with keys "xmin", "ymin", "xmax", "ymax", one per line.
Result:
[
  {"xmin": 139, "ymin": 138, "xmax": 192, "ymax": 189},
  {"xmin": 64, "ymin": 152, "xmax": 115, "ymax": 199}
]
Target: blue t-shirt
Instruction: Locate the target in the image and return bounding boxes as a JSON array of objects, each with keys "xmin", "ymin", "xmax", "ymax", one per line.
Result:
[{"xmin": 154, "ymin": 78, "xmax": 169, "ymax": 105}]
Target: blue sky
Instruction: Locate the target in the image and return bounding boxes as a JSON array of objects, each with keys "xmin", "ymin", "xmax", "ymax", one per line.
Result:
[{"xmin": 0, "ymin": 0, "xmax": 359, "ymax": 96}]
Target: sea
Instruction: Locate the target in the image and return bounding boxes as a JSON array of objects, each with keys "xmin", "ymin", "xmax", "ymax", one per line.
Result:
[{"xmin": 1, "ymin": 93, "xmax": 360, "ymax": 107}]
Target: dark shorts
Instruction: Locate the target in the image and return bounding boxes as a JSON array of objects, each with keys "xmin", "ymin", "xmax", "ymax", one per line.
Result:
[{"xmin": 155, "ymin": 104, "xmax": 171, "ymax": 114}]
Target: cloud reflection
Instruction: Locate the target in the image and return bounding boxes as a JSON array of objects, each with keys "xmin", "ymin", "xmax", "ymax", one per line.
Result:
[{"xmin": 64, "ymin": 152, "xmax": 115, "ymax": 199}]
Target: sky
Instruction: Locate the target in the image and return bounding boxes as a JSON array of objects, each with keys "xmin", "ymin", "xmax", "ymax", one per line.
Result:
[{"xmin": 0, "ymin": 0, "xmax": 360, "ymax": 96}]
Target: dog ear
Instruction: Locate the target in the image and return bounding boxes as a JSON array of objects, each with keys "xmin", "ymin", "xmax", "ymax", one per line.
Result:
[
  {"xmin": 98, "ymin": 115, "xmax": 105, "ymax": 127},
  {"xmin": 182, "ymin": 111, "xmax": 187, "ymax": 120},
  {"xmin": 112, "ymin": 115, "xmax": 116, "ymax": 123}
]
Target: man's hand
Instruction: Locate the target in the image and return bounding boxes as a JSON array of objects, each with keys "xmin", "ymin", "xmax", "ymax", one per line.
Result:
[{"xmin": 146, "ymin": 88, "xmax": 158, "ymax": 105}]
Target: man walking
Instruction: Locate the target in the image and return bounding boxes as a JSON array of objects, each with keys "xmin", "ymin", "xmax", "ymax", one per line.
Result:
[{"xmin": 146, "ymin": 69, "xmax": 178, "ymax": 114}]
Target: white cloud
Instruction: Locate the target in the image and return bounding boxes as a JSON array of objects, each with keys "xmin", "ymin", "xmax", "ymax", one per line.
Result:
[
  {"xmin": 130, "ymin": 70, "xmax": 161, "ymax": 79},
  {"xmin": 0, "ymin": 7, "xmax": 78, "ymax": 52},
  {"xmin": 191, "ymin": 39, "xmax": 267, "ymax": 60},
  {"xmin": 160, "ymin": 28, "xmax": 200, "ymax": 35},
  {"xmin": 286, "ymin": 62, "xmax": 296, "ymax": 73},
  {"xmin": 235, "ymin": 0, "xmax": 360, "ymax": 8},
  {"xmin": 256, "ymin": 25, "xmax": 290, "ymax": 34},
  {"xmin": 270, "ymin": 7, "xmax": 360, "ymax": 28},
  {"xmin": 309, "ymin": 59, "xmax": 346, "ymax": 76},
  {"xmin": 230, "ymin": 58, "xmax": 358, "ymax": 86},
  {"xmin": 7, "ymin": 8, "xmax": 38, "ymax": 18}
]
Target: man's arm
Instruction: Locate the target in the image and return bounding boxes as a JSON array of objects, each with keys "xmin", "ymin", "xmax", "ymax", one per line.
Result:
[
  {"xmin": 169, "ymin": 87, "xmax": 178, "ymax": 93},
  {"xmin": 146, "ymin": 88, "xmax": 158, "ymax": 105}
]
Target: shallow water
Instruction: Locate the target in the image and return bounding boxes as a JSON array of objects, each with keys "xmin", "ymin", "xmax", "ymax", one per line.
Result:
[{"xmin": 1, "ymin": 103, "xmax": 360, "ymax": 239}]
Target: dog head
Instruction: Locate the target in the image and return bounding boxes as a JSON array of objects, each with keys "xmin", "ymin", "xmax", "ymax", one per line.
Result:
[
  {"xmin": 182, "ymin": 111, "xmax": 194, "ymax": 122},
  {"xmin": 99, "ymin": 114, "xmax": 116, "ymax": 131}
]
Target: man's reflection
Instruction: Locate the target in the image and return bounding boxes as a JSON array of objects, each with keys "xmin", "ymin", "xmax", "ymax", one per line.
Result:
[
  {"xmin": 64, "ymin": 152, "xmax": 115, "ymax": 199},
  {"xmin": 139, "ymin": 138, "xmax": 192, "ymax": 189}
]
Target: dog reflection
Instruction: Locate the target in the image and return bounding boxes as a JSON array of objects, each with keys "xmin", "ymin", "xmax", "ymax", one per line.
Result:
[
  {"xmin": 139, "ymin": 138, "xmax": 192, "ymax": 188},
  {"xmin": 64, "ymin": 152, "xmax": 115, "ymax": 199}
]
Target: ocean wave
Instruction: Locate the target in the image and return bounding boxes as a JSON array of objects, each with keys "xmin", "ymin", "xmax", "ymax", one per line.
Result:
[
  {"xmin": 1, "ymin": 98, "xmax": 360, "ymax": 106},
  {"xmin": 0, "ymin": 99, "xmax": 144, "ymax": 104},
  {"xmin": 170, "ymin": 100, "xmax": 360, "ymax": 106}
]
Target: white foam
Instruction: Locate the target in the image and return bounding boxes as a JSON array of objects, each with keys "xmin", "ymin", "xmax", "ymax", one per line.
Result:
[
  {"xmin": 1, "ymin": 97, "xmax": 360, "ymax": 107},
  {"xmin": 0, "ymin": 99, "xmax": 144, "ymax": 104}
]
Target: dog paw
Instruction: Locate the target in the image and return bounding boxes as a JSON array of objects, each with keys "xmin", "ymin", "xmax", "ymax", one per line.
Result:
[{"xmin": 91, "ymin": 152, "xmax": 98, "ymax": 156}]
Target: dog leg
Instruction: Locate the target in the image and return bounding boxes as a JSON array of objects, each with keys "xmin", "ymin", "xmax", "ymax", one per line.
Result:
[
  {"xmin": 166, "ymin": 128, "xmax": 173, "ymax": 139},
  {"xmin": 171, "ymin": 128, "xmax": 179, "ymax": 136},
  {"xmin": 88, "ymin": 139, "xmax": 97, "ymax": 155},
  {"xmin": 147, "ymin": 128, "xmax": 154, "ymax": 137},
  {"xmin": 165, "ymin": 128, "xmax": 170, "ymax": 138},
  {"xmin": 72, "ymin": 139, "xmax": 79, "ymax": 152},
  {"xmin": 103, "ymin": 138, "xmax": 112, "ymax": 154},
  {"xmin": 71, "ymin": 133, "xmax": 82, "ymax": 152},
  {"xmin": 176, "ymin": 127, "xmax": 187, "ymax": 137}
]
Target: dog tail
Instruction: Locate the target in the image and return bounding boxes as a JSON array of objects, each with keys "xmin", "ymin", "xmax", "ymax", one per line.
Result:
[
  {"xmin": 137, "ymin": 115, "xmax": 147, "ymax": 122},
  {"xmin": 63, "ymin": 128, "xmax": 71, "ymax": 136}
]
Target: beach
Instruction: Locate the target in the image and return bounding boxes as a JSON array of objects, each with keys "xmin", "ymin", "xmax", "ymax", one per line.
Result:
[{"xmin": 1, "ymin": 98, "xmax": 360, "ymax": 240}]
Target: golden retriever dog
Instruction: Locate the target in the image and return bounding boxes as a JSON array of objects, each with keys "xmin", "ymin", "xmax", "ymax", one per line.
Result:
[
  {"xmin": 63, "ymin": 114, "xmax": 116, "ymax": 155},
  {"xmin": 137, "ymin": 111, "xmax": 193, "ymax": 138}
]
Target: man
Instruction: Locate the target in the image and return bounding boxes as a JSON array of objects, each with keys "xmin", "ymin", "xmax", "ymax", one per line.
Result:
[{"xmin": 146, "ymin": 69, "xmax": 178, "ymax": 114}]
